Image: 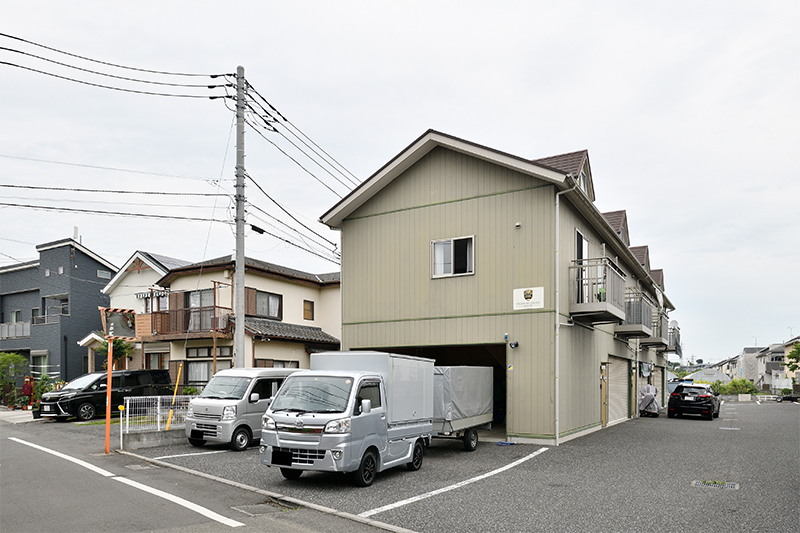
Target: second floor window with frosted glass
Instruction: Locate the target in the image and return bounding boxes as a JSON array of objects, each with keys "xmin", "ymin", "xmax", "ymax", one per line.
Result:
[
  {"xmin": 257, "ymin": 291, "xmax": 282, "ymax": 320},
  {"xmin": 432, "ymin": 237, "xmax": 474, "ymax": 278}
]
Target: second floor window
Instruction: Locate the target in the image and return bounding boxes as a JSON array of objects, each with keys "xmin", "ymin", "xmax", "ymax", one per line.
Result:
[
  {"xmin": 303, "ymin": 300, "xmax": 314, "ymax": 320},
  {"xmin": 432, "ymin": 236, "xmax": 474, "ymax": 278},
  {"xmin": 245, "ymin": 288, "xmax": 283, "ymax": 320}
]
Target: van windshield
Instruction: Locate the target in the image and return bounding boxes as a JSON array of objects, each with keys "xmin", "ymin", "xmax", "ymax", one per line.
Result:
[
  {"xmin": 271, "ymin": 375, "xmax": 353, "ymax": 414},
  {"xmin": 199, "ymin": 376, "xmax": 252, "ymax": 400},
  {"xmin": 61, "ymin": 373, "xmax": 102, "ymax": 391}
]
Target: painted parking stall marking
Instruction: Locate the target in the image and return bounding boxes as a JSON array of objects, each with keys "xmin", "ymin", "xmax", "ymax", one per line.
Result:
[
  {"xmin": 359, "ymin": 446, "xmax": 549, "ymax": 518},
  {"xmin": 7, "ymin": 437, "xmax": 244, "ymax": 528}
]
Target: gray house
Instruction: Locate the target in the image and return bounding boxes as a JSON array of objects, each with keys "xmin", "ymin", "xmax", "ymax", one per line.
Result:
[
  {"xmin": 0, "ymin": 238, "xmax": 118, "ymax": 382},
  {"xmin": 321, "ymin": 130, "xmax": 679, "ymax": 445}
]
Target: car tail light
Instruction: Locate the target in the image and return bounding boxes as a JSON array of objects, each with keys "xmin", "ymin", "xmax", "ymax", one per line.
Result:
[
  {"xmin": 698, "ymin": 394, "xmax": 711, "ymax": 398},
  {"xmin": 670, "ymin": 392, "xmax": 680, "ymax": 397}
]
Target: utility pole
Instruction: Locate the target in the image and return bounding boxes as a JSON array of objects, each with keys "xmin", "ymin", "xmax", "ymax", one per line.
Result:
[{"xmin": 234, "ymin": 65, "xmax": 246, "ymax": 367}]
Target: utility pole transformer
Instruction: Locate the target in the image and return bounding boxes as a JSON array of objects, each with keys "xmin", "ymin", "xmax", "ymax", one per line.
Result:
[{"xmin": 234, "ymin": 66, "xmax": 246, "ymax": 367}]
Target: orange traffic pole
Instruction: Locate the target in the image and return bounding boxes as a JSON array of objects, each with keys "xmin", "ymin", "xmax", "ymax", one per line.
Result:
[{"xmin": 104, "ymin": 340, "xmax": 113, "ymax": 454}]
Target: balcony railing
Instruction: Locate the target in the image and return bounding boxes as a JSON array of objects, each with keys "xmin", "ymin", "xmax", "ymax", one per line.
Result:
[
  {"xmin": 31, "ymin": 303, "xmax": 69, "ymax": 325},
  {"xmin": 667, "ymin": 325, "xmax": 682, "ymax": 356},
  {"xmin": 569, "ymin": 257, "xmax": 626, "ymax": 323},
  {"xmin": 149, "ymin": 306, "xmax": 231, "ymax": 336},
  {"xmin": 641, "ymin": 310, "xmax": 669, "ymax": 348},
  {"xmin": 0, "ymin": 321, "xmax": 30, "ymax": 339},
  {"xmin": 615, "ymin": 288, "xmax": 654, "ymax": 338}
]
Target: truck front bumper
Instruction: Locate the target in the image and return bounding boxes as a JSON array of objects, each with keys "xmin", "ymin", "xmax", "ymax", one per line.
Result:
[{"xmin": 185, "ymin": 417, "xmax": 236, "ymax": 444}]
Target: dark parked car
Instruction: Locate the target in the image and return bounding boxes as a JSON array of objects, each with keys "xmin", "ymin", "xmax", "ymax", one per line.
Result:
[
  {"xmin": 667, "ymin": 383, "xmax": 720, "ymax": 420},
  {"xmin": 775, "ymin": 393, "xmax": 800, "ymax": 403},
  {"xmin": 40, "ymin": 369, "xmax": 172, "ymax": 421}
]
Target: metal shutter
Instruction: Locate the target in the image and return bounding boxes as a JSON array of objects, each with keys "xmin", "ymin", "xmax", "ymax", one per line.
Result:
[{"xmin": 608, "ymin": 356, "xmax": 629, "ymax": 424}]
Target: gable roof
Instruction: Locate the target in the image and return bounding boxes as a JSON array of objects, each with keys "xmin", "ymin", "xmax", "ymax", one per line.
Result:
[
  {"xmin": 629, "ymin": 245, "xmax": 651, "ymax": 273},
  {"xmin": 158, "ymin": 255, "xmax": 340, "ymax": 287},
  {"xmin": 321, "ymin": 129, "xmax": 568, "ymax": 228},
  {"xmin": 102, "ymin": 250, "xmax": 191, "ymax": 295},
  {"xmin": 532, "ymin": 150, "xmax": 594, "ymax": 201},
  {"xmin": 650, "ymin": 269, "xmax": 664, "ymax": 290},
  {"xmin": 602, "ymin": 210, "xmax": 630, "ymax": 246},
  {"xmin": 36, "ymin": 238, "xmax": 118, "ymax": 272}
]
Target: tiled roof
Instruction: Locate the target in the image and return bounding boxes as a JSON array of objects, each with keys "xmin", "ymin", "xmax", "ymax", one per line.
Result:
[
  {"xmin": 650, "ymin": 269, "xmax": 664, "ymax": 290},
  {"xmin": 531, "ymin": 150, "xmax": 587, "ymax": 176},
  {"xmin": 629, "ymin": 246, "xmax": 649, "ymax": 268},
  {"xmin": 602, "ymin": 210, "xmax": 626, "ymax": 234},
  {"xmin": 239, "ymin": 316, "xmax": 340, "ymax": 345},
  {"xmin": 166, "ymin": 255, "xmax": 340, "ymax": 286},
  {"xmin": 142, "ymin": 252, "xmax": 191, "ymax": 271}
]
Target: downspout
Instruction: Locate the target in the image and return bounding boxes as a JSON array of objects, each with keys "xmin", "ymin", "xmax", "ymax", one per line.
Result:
[{"xmin": 554, "ymin": 175, "xmax": 578, "ymax": 447}]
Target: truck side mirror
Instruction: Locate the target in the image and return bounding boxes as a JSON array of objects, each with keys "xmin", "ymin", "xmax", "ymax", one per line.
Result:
[
  {"xmin": 249, "ymin": 392, "xmax": 260, "ymax": 403},
  {"xmin": 360, "ymin": 398, "xmax": 372, "ymax": 415}
]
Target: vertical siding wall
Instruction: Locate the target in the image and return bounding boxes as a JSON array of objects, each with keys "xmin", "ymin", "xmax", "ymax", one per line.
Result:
[{"xmin": 340, "ymin": 147, "xmax": 558, "ymax": 439}]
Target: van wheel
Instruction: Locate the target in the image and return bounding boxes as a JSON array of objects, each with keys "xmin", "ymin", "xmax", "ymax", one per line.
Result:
[
  {"xmin": 281, "ymin": 468, "xmax": 302, "ymax": 480},
  {"xmin": 77, "ymin": 403, "xmax": 96, "ymax": 421},
  {"xmin": 188, "ymin": 438, "xmax": 206, "ymax": 447},
  {"xmin": 407, "ymin": 440, "xmax": 424, "ymax": 471},
  {"xmin": 352, "ymin": 449, "xmax": 377, "ymax": 487},
  {"xmin": 463, "ymin": 428, "xmax": 479, "ymax": 452},
  {"xmin": 230, "ymin": 427, "xmax": 251, "ymax": 451}
]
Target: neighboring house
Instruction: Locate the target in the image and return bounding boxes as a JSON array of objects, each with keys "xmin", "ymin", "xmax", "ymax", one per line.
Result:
[
  {"xmin": 783, "ymin": 335, "xmax": 799, "ymax": 386},
  {"xmin": 732, "ymin": 346, "xmax": 764, "ymax": 382},
  {"xmin": 685, "ymin": 366, "xmax": 731, "ymax": 384},
  {"xmin": 755, "ymin": 344, "xmax": 788, "ymax": 392},
  {"xmin": 320, "ymin": 130, "xmax": 679, "ymax": 445},
  {"xmin": 81, "ymin": 251, "xmax": 192, "ymax": 372},
  {"xmin": 0, "ymin": 238, "xmax": 118, "ymax": 382},
  {"xmin": 138, "ymin": 255, "xmax": 341, "ymax": 387}
]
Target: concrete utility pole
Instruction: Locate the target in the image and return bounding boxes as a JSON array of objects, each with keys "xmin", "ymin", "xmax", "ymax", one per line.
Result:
[{"xmin": 234, "ymin": 65, "xmax": 246, "ymax": 367}]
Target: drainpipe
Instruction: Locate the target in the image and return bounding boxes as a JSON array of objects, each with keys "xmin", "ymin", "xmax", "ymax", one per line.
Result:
[{"xmin": 554, "ymin": 176, "xmax": 579, "ymax": 447}]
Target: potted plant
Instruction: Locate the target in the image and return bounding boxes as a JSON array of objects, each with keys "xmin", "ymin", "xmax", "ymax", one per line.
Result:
[
  {"xmin": 31, "ymin": 399, "xmax": 42, "ymax": 419},
  {"xmin": 31, "ymin": 375, "xmax": 54, "ymax": 419}
]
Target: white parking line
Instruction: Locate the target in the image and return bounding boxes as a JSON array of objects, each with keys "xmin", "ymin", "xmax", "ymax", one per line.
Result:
[
  {"xmin": 359, "ymin": 446, "xmax": 549, "ymax": 518},
  {"xmin": 7, "ymin": 437, "xmax": 244, "ymax": 528},
  {"xmin": 719, "ymin": 427, "xmax": 741, "ymax": 430},
  {"xmin": 154, "ymin": 450, "xmax": 228, "ymax": 460}
]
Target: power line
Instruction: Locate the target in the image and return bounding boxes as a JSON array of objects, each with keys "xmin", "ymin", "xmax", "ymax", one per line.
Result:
[
  {"xmin": 1, "ymin": 202, "xmax": 230, "ymax": 223},
  {"xmin": 0, "ymin": 46, "xmax": 234, "ymax": 89},
  {"xmin": 247, "ymin": 203, "xmax": 336, "ymax": 252},
  {"xmin": 248, "ymin": 223, "xmax": 340, "ymax": 266},
  {"xmin": 0, "ymin": 183, "xmax": 229, "ymax": 197},
  {"xmin": 0, "ymin": 32, "xmax": 229, "ymax": 77}
]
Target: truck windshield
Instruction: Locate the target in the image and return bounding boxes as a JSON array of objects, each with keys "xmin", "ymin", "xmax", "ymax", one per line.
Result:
[
  {"xmin": 271, "ymin": 375, "xmax": 353, "ymax": 413},
  {"xmin": 199, "ymin": 376, "xmax": 252, "ymax": 400}
]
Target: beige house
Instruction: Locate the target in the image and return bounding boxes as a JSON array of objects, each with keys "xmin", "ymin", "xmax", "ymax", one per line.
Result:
[
  {"xmin": 321, "ymin": 130, "xmax": 679, "ymax": 445},
  {"xmin": 138, "ymin": 255, "xmax": 341, "ymax": 387}
]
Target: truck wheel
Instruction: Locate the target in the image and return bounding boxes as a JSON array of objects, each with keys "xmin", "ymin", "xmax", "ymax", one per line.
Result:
[
  {"xmin": 776, "ymin": 396, "xmax": 783, "ymax": 402},
  {"xmin": 280, "ymin": 468, "xmax": 302, "ymax": 480},
  {"xmin": 230, "ymin": 427, "xmax": 251, "ymax": 451},
  {"xmin": 77, "ymin": 402, "xmax": 96, "ymax": 421},
  {"xmin": 352, "ymin": 449, "xmax": 377, "ymax": 487},
  {"xmin": 407, "ymin": 440, "xmax": 424, "ymax": 471},
  {"xmin": 188, "ymin": 438, "xmax": 206, "ymax": 447},
  {"xmin": 463, "ymin": 428, "xmax": 479, "ymax": 452}
]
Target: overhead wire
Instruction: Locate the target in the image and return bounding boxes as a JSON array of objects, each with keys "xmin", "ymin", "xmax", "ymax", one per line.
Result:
[
  {"xmin": 247, "ymin": 202, "xmax": 337, "ymax": 253},
  {"xmin": 0, "ymin": 183, "xmax": 228, "ymax": 196},
  {"xmin": 1, "ymin": 202, "xmax": 230, "ymax": 223}
]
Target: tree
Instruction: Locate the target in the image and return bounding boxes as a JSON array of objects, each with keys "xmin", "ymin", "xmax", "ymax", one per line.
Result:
[
  {"xmin": 93, "ymin": 333, "xmax": 135, "ymax": 370},
  {"xmin": 0, "ymin": 352, "xmax": 29, "ymax": 405},
  {"xmin": 785, "ymin": 343, "xmax": 800, "ymax": 373},
  {"xmin": 696, "ymin": 358, "xmax": 704, "ymax": 364}
]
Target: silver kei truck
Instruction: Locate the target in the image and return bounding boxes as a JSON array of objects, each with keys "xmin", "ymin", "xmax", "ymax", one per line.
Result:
[
  {"xmin": 259, "ymin": 351, "xmax": 434, "ymax": 487},
  {"xmin": 185, "ymin": 367, "xmax": 304, "ymax": 451}
]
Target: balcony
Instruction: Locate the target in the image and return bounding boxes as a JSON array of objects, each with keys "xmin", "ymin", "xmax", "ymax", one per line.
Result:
[
  {"xmin": 0, "ymin": 321, "xmax": 30, "ymax": 339},
  {"xmin": 32, "ymin": 302, "xmax": 69, "ymax": 325},
  {"xmin": 614, "ymin": 288, "xmax": 654, "ymax": 338},
  {"xmin": 667, "ymin": 324, "xmax": 682, "ymax": 356},
  {"xmin": 641, "ymin": 310, "xmax": 668, "ymax": 348},
  {"xmin": 569, "ymin": 257, "xmax": 626, "ymax": 324},
  {"xmin": 147, "ymin": 306, "xmax": 232, "ymax": 340}
]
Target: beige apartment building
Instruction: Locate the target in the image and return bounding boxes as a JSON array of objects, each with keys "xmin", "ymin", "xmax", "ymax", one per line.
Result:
[{"xmin": 321, "ymin": 130, "xmax": 679, "ymax": 445}]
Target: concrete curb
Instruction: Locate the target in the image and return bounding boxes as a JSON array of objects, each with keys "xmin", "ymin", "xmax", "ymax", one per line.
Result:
[{"xmin": 118, "ymin": 449, "xmax": 418, "ymax": 533}]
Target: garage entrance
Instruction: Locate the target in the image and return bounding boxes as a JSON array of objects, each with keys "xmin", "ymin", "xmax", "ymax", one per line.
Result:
[{"xmin": 368, "ymin": 343, "xmax": 507, "ymax": 424}]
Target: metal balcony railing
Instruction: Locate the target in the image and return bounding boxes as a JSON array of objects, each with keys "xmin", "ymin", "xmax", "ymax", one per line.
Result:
[
  {"xmin": 668, "ymin": 325, "xmax": 682, "ymax": 356},
  {"xmin": 0, "ymin": 321, "xmax": 31, "ymax": 339},
  {"xmin": 569, "ymin": 257, "xmax": 626, "ymax": 322},
  {"xmin": 31, "ymin": 303, "xmax": 69, "ymax": 325},
  {"xmin": 615, "ymin": 288, "xmax": 654, "ymax": 338},
  {"xmin": 641, "ymin": 309, "xmax": 669, "ymax": 347},
  {"xmin": 149, "ymin": 306, "xmax": 231, "ymax": 335}
]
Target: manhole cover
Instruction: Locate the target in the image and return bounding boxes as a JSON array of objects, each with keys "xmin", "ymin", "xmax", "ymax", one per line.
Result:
[{"xmin": 691, "ymin": 480, "xmax": 739, "ymax": 490}]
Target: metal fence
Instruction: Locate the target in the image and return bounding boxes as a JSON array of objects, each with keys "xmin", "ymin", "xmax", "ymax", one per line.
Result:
[{"xmin": 122, "ymin": 395, "xmax": 196, "ymax": 433}]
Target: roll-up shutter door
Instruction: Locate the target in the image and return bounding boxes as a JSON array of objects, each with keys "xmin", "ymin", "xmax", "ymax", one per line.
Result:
[{"xmin": 608, "ymin": 356, "xmax": 629, "ymax": 424}]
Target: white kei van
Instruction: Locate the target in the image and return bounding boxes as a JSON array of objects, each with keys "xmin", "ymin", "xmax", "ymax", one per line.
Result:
[{"xmin": 185, "ymin": 367, "xmax": 304, "ymax": 451}]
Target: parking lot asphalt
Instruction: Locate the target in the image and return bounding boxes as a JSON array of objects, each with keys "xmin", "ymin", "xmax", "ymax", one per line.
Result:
[{"xmin": 4, "ymin": 401, "xmax": 800, "ymax": 533}]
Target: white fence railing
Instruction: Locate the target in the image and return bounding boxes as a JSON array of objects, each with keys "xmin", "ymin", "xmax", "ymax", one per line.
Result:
[{"xmin": 122, "ymin": 395, "xmax": 196, "ymax": 433}]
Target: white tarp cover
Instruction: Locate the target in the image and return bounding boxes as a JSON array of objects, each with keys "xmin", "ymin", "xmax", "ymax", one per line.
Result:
[
  {"xmin": 638, "ymin": 384, "xmax": 661, "ymax": 414},
  {"xmin": 433, "ymin": 366, "xmax": 493, "ymax": 422}
]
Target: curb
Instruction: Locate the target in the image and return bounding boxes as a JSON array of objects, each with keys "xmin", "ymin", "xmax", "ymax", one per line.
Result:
[{"xmin": 117, "ymin": 449, "xmax": 418, "ymax": 533}]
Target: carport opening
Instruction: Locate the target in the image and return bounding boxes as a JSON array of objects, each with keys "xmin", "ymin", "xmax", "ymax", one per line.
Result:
[{"xmin": 360, "ymin": 343, "xmax": 507, "ymax": 426}]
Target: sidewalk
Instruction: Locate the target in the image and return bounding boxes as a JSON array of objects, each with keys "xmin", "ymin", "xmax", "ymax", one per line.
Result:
[{"xmin": 0, "ymin": 406, "xmax": 42, "ymax": 424}]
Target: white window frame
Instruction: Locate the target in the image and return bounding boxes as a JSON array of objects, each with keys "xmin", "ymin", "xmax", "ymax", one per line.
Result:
[{"xmin": 431, "ymin": 236, "xmax": 475, "ymax": 279}]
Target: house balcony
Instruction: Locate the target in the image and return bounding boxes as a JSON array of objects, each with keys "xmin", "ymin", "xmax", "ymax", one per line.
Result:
[
  {"xmin": 0, "ymin": 321, "xmax": 30, "ymax": 339},
  {"xmin": 144, "ymin": 307, "xmax": 232, "ymax": 341},
  {"xmin": 568, "ymin": 257, "xmax": 626, "ymax": 324},
  {"xmin": 667, "ymin": 324, "xmax": 682, "ymax": 356},
  {"xmin": 614, "ymin": 288, "xmax": 654, "ymax": 338},
  {"xmin": 31, "ymin": 302, "xmax": 69, "ymax": 325},
  {"xmin": 641, "ymin": 310, "xmax": 668, "ymax": 348}
]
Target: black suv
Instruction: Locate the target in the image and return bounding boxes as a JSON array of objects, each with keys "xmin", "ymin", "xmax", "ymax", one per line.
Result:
[
  {"xmin": 667, "ymin": 383, "xmax": 720, "ymax": 420},
  {"xmin": 40, "ymin": 369, "xmax": 172, "ymax": 421}
]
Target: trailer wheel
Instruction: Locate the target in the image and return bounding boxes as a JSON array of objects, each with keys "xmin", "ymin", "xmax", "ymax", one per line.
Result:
[
  {"xmin": 352, "ymin": 449, "xmax": 377, "ymax": 487},
  {"xmin": 407, "ymin": 440, "xmax": 424, "ymax": 471},
  {"xmin": 462, "ymin": 428, "xmax": 479, "ymax": 452},
  {"xmin": 280, "ymin": 468, "xmax": 302, "ymax": 480}
]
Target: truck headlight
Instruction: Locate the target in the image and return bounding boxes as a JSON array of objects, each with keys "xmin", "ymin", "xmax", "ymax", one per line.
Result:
[
  {"xmin": 222, "ymin": 405, "xmax": 236, "ymax": 420},
  {"xmin": 187, "ymin": 404, "xmax": 194, "ymax": 417},
  {"xmin": 262, "ymin": 415, "xmax": 275, "ymax": 430},
  {"xmin": 324, "ymin": 418, "xmax": 351, "ymax": 434}
]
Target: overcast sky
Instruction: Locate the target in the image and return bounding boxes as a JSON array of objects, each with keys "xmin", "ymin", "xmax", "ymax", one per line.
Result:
[{"xmin": 2, "ymin": 2, "xmax": 798, "ymax": 364}]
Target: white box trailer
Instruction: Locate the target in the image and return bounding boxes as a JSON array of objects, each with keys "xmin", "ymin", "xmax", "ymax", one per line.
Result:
[{"xmin": 433, "ymin": 366, "xmax": 494, "ymax": 451}]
